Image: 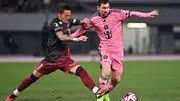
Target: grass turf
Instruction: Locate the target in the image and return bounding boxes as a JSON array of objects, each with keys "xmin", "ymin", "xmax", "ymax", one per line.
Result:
[{"xmin": 0, "ymin": 61, "xmax": 180, "ymax": 101}]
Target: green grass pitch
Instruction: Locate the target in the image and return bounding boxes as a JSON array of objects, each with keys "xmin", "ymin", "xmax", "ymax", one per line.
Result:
[{"xmin": 0, "ymin": 61, "xmax": 180, "ymax": 101}]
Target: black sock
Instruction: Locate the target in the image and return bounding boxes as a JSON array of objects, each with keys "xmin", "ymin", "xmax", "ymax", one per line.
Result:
[{"xmin": 9, "ymin": 94, "xmax": 17, "ymax": 98}]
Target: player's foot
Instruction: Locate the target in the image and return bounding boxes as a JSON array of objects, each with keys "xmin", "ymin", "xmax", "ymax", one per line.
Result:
[
  {"xmin": 97, "ymin": 95, "xmax": 104, "ymax": 101},
  {"xmin": 104, "ymin": 94, "xmax": 111, "ymax": 101},
  {"xmin": 95, "ymin": 85, "xmax": 111, "ymax": 98},
  {"xmin": 5, "ymin": 96, "xmax": 15, "ymax": 101}
]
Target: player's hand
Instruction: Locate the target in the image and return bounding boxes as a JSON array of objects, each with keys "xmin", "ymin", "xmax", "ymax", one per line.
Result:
[
  {"xmin": 81, "ymin": 18, "xmax": 90, "ymax": 29},
  {"xmin": 148, "ymin": 9, "xmax": 159, "ymax": 17},
  {"xmin": 77, "ymin": 36, "xmax": 88, "ymax": 42}
]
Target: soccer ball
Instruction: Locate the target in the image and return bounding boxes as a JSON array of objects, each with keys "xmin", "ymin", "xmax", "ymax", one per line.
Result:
[{"xmin": 122, "ymin": 93, "xmax": 138, "ymax": 101}]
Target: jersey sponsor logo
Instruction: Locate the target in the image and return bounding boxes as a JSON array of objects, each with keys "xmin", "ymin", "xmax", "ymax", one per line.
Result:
[
  {"xmin": 54, "ymin": 22, "xmax": 63, "ymax": 31},
  {"xmin": 103, "ymin": 25, "xmax": 112, "ymax": 39},
  {"xmin": 55, "ymin": 27, "xmax": 62, "ymax": 31},
  {"xmin": 104, "ymin": 30, "xmax": 112, "ymax": 39}
]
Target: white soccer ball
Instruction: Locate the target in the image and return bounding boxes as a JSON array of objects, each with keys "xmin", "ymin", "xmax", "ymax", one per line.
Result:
[{"xmin": 122, "ymin": 93, "xmax": 138, "ymax": 101}]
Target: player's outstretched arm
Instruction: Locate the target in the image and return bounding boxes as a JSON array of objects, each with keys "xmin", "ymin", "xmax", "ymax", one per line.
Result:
[
  {"xmin": 52, "ymin": 19, "xmax": 88, "ymax": 42},
  {"xmin": 130, "ymin": 9, "xmax": 159, "ymax": 18},
  {"xmin": 56, "ymin": 31, "xmax": 88, "ymax": 42},
  {"xmin": 71, "ymin": 18, "xmax": 92, "ymax": 38},
  {"xmin": 71, "ymin": 27, "xmax": 88, "ymax": 38}
]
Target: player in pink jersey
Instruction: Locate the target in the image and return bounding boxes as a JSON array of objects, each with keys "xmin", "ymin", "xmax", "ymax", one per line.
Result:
[{"xmin": 71, "ymin": 0, "xmax": 159, "ymax": 100}]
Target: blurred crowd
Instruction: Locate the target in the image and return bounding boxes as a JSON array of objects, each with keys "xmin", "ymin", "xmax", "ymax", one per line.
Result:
[{"xmin": 0, "ymin": 0, "xmax": 91, "ymax": 13}]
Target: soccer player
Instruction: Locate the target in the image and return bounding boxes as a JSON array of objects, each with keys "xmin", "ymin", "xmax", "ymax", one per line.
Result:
[
  {"xmin": 70, "ymin": 0, "xmax": 159, "ymax": 101},
  {"xmin": 5, "ymin": 4, "xmax": 106, "ymax": 101}
]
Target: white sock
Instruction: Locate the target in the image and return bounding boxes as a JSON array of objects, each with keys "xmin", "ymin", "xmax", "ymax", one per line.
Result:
[
  {"xmin": 92, "ymin": 86, "xmax": 99, "ymax": 94},
  {"xmin": 13, "ymin": 89, "xmax": 20, "ymax": 96}
]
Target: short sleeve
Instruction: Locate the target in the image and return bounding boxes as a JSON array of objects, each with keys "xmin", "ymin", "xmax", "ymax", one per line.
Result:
[
  {"xmin": 69, "ymin": 18, "xmax": 81, "ymax": 26},
  {"xmin": 51, "ymin": 22, "xmax": 63, "ymax": 33}
]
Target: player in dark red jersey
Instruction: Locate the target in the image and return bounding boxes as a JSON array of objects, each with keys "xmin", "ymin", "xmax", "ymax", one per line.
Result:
[{"xmin": 5, "ymin": 4, "xmax": 106, "ymax": 101}]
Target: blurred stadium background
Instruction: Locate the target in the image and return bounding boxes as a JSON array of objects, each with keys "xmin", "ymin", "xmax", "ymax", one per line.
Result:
[
  {"xmin": 0, "ymin": 0, "xmax": 180, "ymax": 101},
  {"xmin": 0, "ymin": 0, "xmax": 180, "ymax": 57}
]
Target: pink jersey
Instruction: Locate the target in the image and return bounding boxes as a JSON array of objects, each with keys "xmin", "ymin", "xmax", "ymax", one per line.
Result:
[{"xmin": 71, "ymin": 9, "xmax": 150, "ymax": 61}]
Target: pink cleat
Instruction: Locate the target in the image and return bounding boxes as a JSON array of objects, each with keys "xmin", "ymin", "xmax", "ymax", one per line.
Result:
[
  {"xmin": 5, "ymin": 96, "xmax": 15, "ymax": 101},
  {"xmin": 95, "ymin": 84, "xmax": 112, "ymax": 98}
]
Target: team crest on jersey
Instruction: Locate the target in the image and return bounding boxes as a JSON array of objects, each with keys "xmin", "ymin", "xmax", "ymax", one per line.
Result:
[
  {"xmin": 104, "ymin": 25, "xmax": 108, "ymax": 29},
  {"xmin": 54, "ymin": 23, "xmax": 59, "ymax": 27},
  {"xmin": 103, "ymin": 55, "xmax": 108, "ymax": 59}
]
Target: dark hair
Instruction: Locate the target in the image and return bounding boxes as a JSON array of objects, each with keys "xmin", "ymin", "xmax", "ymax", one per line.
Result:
[
  {"xmin": 97, "ymin": 0, "xmax": 109, "ymax": 6},
  {"xmin": 59, "ymin": 4, "xmax": 71, "ymax": 14}
]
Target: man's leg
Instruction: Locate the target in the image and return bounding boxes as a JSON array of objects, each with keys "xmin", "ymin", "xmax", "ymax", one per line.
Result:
[
  {"xmin": 98, "ymin": 54, "xmax": 112, "ymax": 101},
  {"xmin": 69, "ymin": 65, "xmax": 99, "ymax": 95},
  {"xmin": 99, "ymin": 62, "xmax": 111, "ymax": 88},
  {"xmin": 97, "ymin": 71, "xmax": 122, "ymax": 101},
  {"xmin": 71, "ymin": 65, "xmax": 109, "ymax": 99},
  {"xmin": 105, "ymin": 60, "xmax": 123, "ymax": 93},
  {"xmin": 61, "ymin": 58, "xmax": 110, "ymax": 99},
  {"xmin": 6, "ymin": 61, "xmax": 57, "ymax": 101},
  {"xmin": 98, "ymin": 62, "xmax": 112, "ymax": 101},
  {"xmin": 98, "ymin": 54, "xmax": 112, "ymax": 88},
  {"xmin": 106, "ymin": 71, "xmax": 123, "ymax": 92},
  {"xmin": 6, "ymin": 70, "xmax": 42, "ymax": 101}
]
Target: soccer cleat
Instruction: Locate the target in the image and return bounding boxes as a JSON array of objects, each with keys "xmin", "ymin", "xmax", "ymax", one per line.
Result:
[
  {"xmin": 103, "ymin": 94, "xmax": 111, "ymax": 101},
  {"xmin": 95, "ymin": 85, "xmax": 111, "ymax": 98},
  {"xmin": 5, "ymin": 96, "xmax": 15, "ymax": 101},
  {"xmin": 97, "ymin": 95, "xmax": 104, "ymax": 101}
]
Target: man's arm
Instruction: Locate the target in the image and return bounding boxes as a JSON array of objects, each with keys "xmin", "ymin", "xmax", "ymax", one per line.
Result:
[
  {"xmin": 56, "ymin": 30, "xmax": 88, "ymax": 42},
  {"xmin": 52, "ymin": 22, "xmax": 86, "ymax": 42},
  {"xmin": 70, "ymin": 18, "xmax": 93, "ymax": 38},
  {"xmin": 56, "ymin": 31, "xmax": 77, "ymax": 41},
  {"xmin": 69, "ymin": 18, "xmax": 85, "ymax": 26},
  {"xmin": 130, "ymin": 9, "xmax": 159, "ymax": 18},
  {"xmin": 70, "ymin": 27, "xmax": 88, "ymax": 38},
  {"xmin": 113, "ymin": 9, "xmax": 159, "ymax": 20}
]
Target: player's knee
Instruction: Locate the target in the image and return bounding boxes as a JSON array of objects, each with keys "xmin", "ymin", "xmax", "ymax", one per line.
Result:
[
  {"xmin": 30, "ymin": 74, "xmax": 39, "ymax": 82},
  {"xmin": 75, "ymin": 66, "xmax": 86, "ymax": 76},
  {"xmin": 102, "ymin": 70, "xmax": 111, "ymax": 78}
]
